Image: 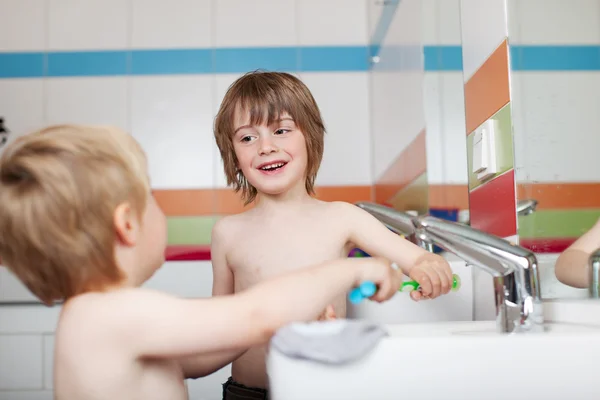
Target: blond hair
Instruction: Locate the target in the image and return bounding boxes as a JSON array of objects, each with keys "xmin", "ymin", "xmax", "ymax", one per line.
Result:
[
  {"xmin": 214, "ymin": 71, "xmax": 326, "ymax": 204},
  {"xmin": 0, "ymin": 125, "xmax": 149, "ymax": 305}
]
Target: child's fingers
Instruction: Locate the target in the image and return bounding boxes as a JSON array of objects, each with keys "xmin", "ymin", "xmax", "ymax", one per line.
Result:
[
  {"xmin": 410, "ymin": 269, "xmax": 432, "ymax": 296},
  {"xmin": 410, "ymin": 290, "xmax": 422, "ymax": 301}
]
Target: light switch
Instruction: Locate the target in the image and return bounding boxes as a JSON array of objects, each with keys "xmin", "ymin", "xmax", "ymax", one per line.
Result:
[{"xmin": 472, "ymin": 119, "xmax": 498, "ymax": 181}]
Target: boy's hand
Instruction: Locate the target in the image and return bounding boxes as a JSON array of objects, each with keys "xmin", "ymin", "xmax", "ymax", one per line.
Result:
[
  {"xmin": 355, "ymin": 257, "xmax": 404, "ymax": 302},
  {"xmin": 408, "ymin": 254, "xmax": 453, "ymax": 301},
  {"xmin": 317, "ymin": 304, "xmax": 336, "ymax": 321}
]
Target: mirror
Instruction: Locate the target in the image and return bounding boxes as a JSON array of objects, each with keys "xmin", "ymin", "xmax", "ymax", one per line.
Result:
[
  {"xmin": 422, "ymin": 0, "xmax": 470, "ymax": 227},
  {"xmin": 507, "ymin": 0, "xmax": 600, "ymax": 299}
]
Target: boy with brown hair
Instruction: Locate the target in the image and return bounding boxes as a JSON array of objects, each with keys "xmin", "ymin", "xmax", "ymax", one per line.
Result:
[
  {"xmin": 211, "ymin": 70, "xmax": 455, "ymax": 398},
  {"xmin": 0, "ymin": 124, "xmax": 404, "ymax": 400}
]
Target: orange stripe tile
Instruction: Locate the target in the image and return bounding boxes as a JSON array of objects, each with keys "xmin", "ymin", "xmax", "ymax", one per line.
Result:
[
  {"xmin": 377, "ymin": 129, "xmax": 427, "ymax": 188},
  {"xmin": 154, "ymin": 185, "xmax": 373, "ymax": 216},
  {"xmin": 429, "ymin": 185, "xmax": 469, "ymax": 209},
  {"xmin": 517, "ymin": 183, "xmax": 600, "ymax": 209},
  {"xmin": 464, "ymin": 40, "xmax": 510, "ymax": 135}
]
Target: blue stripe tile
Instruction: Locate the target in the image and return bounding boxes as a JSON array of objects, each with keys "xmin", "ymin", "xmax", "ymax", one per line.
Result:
[
  {"xmin": 4, "ymin": 44, "xmax": 600, "ymax": 79},
  {"xmin": 214, "ymin": 47, "xmax": 298, "ymax": 73},
  {"xmin": 131, "ymin": 49, "xmax": 212, "ymax": 75},
  {"xmin": 47, "ymin": 51, "xmax": 128, "ymax": 77},
  {"xmin": 300, "ymin": 46, "xmax": 368, "ymax": 72},
  {"xmin": 423, "ymin": 45, "xmax": 463, "ymax": 71},
  {"xmin": 511, "ymin": 45, "xmax": 600, "ymax": 71},
  {"xmin": 0, "ymin": 52, "xmax": 45, "ymax": 78}
]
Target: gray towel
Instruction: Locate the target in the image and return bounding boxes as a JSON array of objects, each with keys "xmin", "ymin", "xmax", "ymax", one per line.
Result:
[{"xmin": 269, "ymin": 319, "xmax": 388, "ymax": 365}]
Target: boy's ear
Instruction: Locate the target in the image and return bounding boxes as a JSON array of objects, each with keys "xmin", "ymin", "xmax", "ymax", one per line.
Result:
[{"xmin": 114, "ymin": 202, "xmax": 139, "ymax": 246}]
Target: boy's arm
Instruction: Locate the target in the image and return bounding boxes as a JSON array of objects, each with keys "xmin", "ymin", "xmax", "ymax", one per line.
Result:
[
  {"xmin": 337, "ymin": 202, "xmax": 452, "ymax": 300},
  {"xmin": 111, "ymin": 257, "xmax": 400, "ymax": 361},
  {"xmin": 179, "ymin": 219, "xmax": 246, "ymax": 378},
  {"xmin": 555, "ymin": 218, "xmax": 600, "ymax": 288}
]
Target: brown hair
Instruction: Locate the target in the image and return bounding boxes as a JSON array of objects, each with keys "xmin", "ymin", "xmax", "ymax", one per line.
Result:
[
  {"xmin": 0, "ymin": 125, "xmax": 150, "ymax": 305},
  {"xmin": 214, "ymin": 70, "xmax": 326, "ymax": 204}
]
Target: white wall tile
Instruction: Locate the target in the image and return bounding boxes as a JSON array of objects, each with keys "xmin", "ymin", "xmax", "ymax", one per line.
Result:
[
  {"xmin": 0, "ymin": 391, "xmax": 53, "ymax": 400},
  {"xmin": 0, "ymin": 306, "xmax": 60, "ymax": 334},
  {"xmin": 47, "ymin": 0, "xmax": 129, "ymax": 50},
  {"xmin": 460, "ymin": 0, "xmax": 508, "ymax": 82},
  {"xmin": 297, "ymin": 0, "xmax": 368, "ymax": 46},
  {"xmin": 437, "ymin": 0, "xmax": 462, "ymax": 45},
  {"xmin": 439, "ymin": 74, "xmax": 468, "ymax": 184},
  {"xmin": 214, "ymin": 0, "xmax": 297, "ymax": 47},
  {"xmin": 424, "ymin": 73, "xmax": 468, "ymax": 185},
  {"xmin": 0, "ymin": 335, "xmax": 43, "ymax": 390},
  {"xmin": 0, "ymin": 267, "xmax": 39, "ymax": 303},
  {"xmin": 130, "ymin": 76, "xmax": 214, "ymax": 189},
  {"xmin": 424, "ymin": 74, "xmax": 443, "ymax": 183},
  {"xmin": 186, "ymin": 365, "xmax": 231, "ymax": 400},
  {"xmin": 301, "ymin": 72, "xmax": 371, "ymax": 186},
  {"xmin": 511, "ymin": 72, "xmax": 600, "ymax": 182},
  {"xmin": 45, "ymin": 77, "xmax": 129, "ymax": 129},
  {"xmin": 42, "ymin": 335, "xmax": 54, "ymax": 389},
  {"xmin": 507, "ymin": 0, "xmax": 600, "ymax": 45},
  {"xmin": 371, "ymin": 70, "xmax": 425, "ymax": 179},
  {"xmin": 383, "ymin": 0, "xmax": 422, "ymax": 47},
  {"xmin": 0, "ymin": 80, "xmax": 45, "ymax": 141},
  {"xmin": 0, "ymin": 0, "xmax": 46, "ymax": 51},
  {"xmin": 422, "ymin": 0, "xmax": 438, "ymax": 45},
  {"xmin": 131, "ymin": 0, "xmax": 213, "ymax": 49},
  {"xmin": 143, "ymin": 261, "xmax": 213, "ymax": 298}
]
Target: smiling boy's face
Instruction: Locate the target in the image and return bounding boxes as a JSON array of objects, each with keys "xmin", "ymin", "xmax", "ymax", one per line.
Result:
[{"xmin": 232, "ymin": 107, "xmax": 308, "ymax": 198}]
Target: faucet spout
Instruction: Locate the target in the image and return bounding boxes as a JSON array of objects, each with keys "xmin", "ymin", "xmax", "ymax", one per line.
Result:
[
  {"xmin": 589, "ymin": 248, "xmax": 600, "ymax": 298},
  {"xmin": 415, "ymin": 215, "xmax": 543, "ymax": 334}
]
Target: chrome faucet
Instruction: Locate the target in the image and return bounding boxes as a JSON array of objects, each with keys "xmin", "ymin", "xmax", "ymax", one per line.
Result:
[
  {"xmin": 415, "ymin": 216, "xmax": 543, "ymax": 334},
  {"xmin": 355, "ymin": 202, "xmax": 544, "ymax": 334},
  {"xmin": 355, "ymin": 202, "xmax": 433, "ymax": 252},
  {"xmin": 589, "ymin": 248, "xmax": 600, "ymax": 298}
]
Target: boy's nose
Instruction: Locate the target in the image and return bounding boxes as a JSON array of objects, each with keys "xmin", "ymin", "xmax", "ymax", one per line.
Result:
[{"xmin": 258, "ymin": 137, "xmax": 278, "ymax": 155}]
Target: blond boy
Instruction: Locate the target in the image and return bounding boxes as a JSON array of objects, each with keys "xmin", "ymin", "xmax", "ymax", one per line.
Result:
[
  {"xmin": 0, "ymin": 125, "xmax": 404, "ymax": 400},
  {"xmin": 210, "ymin": 71, "xmax": 455, "ymax": 397}
]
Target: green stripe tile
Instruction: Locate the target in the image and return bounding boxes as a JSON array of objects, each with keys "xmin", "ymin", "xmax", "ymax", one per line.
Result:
[
  {"xmin": 518, "ymin": 209, "xmax": 600, "ymax": 239},
  {"xmin": 167, "ymin": 216, "xmax": 218, "ymax": 245},
  {"xmin": 467, "ymin": 104, "xmax": 515, "ymax": 191}
]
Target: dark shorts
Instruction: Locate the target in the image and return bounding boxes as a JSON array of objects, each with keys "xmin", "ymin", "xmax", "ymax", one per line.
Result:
[{"xmin": 222, "ymin": 377, "xmax": 269, "ymax": 400}]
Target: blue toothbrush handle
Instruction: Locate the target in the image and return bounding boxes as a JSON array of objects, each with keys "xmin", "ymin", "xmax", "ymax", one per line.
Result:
[{"xmin": 348, "ymin": 281, "xmax": 378, "ymax": 304}]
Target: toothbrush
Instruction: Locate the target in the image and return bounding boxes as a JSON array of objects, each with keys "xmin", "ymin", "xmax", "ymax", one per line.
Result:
[{"xmin": 348, "ymin": 274, "xmax": 461, "ymax": 304}]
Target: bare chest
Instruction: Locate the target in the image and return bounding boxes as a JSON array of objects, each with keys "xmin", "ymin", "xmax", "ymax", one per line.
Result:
[{"xmin": 228, "ymin": 220, "xmax": 349, "ymax": 288}]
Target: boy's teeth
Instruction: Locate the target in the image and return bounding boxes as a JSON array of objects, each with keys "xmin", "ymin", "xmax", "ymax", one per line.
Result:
[{"xmin": 261, "ymin": 162, "xmax": 284, "ymax": 170}]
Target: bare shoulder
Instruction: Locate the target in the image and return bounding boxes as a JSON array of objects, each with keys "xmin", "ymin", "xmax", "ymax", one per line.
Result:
[
  {"xmin": 211, "ymin": 211, "xmax": 252, "ymax": 244},
  {"xmin": 60, "ymin": 289, "xmax": 168, "ymax": 332},
  {"xmin": 324, "ymin": 201, "xmax": 364, "ymax": 219}
]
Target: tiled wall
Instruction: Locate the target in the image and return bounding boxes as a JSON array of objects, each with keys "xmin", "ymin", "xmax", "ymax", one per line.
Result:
[
  {"xmin": 0, "ymin": 1, "xmax": 371, "ymax": 398},
  {"xmin": 508, "ymin": 0, "xmax": 600, "ymax": 252}
]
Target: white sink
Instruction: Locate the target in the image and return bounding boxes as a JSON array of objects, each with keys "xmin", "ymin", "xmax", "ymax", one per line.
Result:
[{"xmin": 267, "ymin": 300, "xmax": 600, "ymax": 400}]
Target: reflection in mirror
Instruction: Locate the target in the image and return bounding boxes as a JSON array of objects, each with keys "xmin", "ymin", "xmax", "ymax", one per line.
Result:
[
  {"xmin": 422, "ymin": 0, "xmax": 469, "ymax": 226},
  {"xmin": 508, "ymin": 0, "xmax": 600, "ymax": 299}
]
